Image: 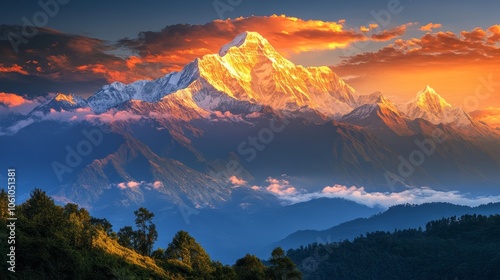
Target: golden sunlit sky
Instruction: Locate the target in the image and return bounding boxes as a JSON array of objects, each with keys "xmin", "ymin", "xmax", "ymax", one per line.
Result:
[{"xmin": 0, "ymin": 0, "xmax": 499, "ymax": 117}]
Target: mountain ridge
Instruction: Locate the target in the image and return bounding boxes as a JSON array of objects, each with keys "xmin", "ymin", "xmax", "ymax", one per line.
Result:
[
  {"xmin": 0, "ymin": 31, "xmax": 499, "ymax": 210},
  {"xmin": 3, "ymin": 32, "xmax": 497, "ymax": 135},
  {"xmin": 272, "ymin": 202, "xmax": 500, "ymax": 251}
]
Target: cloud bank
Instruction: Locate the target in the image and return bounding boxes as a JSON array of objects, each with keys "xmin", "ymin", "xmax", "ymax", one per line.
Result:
[
  {"xmin": 265, "ymin": 177, "xmax": 297, "ymax": 196},
  {"xmin": 254, "ymin": 180, "xmax": 500, "ymax": 208}
]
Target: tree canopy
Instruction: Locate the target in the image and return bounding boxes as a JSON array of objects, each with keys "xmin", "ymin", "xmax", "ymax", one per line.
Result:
[
  {"xmin": 2, "ymin": 188, "xmax": 498, "ymax": 279},
  {"xmin": 287, "ymin": 214, "xmax": 500, "ymax": 280},
  {"xmin": 0, "ymin": 188, "xmax": 302, "ymax": 280}
]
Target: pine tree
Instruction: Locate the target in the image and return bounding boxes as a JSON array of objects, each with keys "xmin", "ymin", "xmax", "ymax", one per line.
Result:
[
  {"xmin": 269, "ymin": 247, "xmax": 302, "ymax": 280},
  {"xmin": 134, "ymin": 207, "xmax": 158, "ymax": 256},
  {"xmin": 166, "ymin": 230, "xmax": 214, "ymax": 277}
]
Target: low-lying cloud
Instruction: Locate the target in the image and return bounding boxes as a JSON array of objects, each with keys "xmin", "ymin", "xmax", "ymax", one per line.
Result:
[
  {"xmin": 255, "ymin": 182, "xmax": 500, "ymax": 208},
  {"xmin": 116, "ymin": 180, "xmax": 164, "ymax": 190},
  {"xmin": 265, "ymin": 177, "xmax": 297, "ymax": 196},
  {"xmin": 0, "ymin": 93, "xmax": 49, "ymax": 115},
  {"xmin": 229, "ymin": 175, "xmax": 247, "ymax": 187},
  {"xmin": 320, "ymin": 185, "xmax": 500, "ymax": 208}
]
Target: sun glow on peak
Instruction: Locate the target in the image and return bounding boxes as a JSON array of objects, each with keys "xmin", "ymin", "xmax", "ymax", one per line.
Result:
[
  {"xmin": 415, "ymin": 85, "xmax": 451, "ymax": 110},
  {"xmin": 54, "ymin": 93, "xmax": 76, "ymax": 105}
]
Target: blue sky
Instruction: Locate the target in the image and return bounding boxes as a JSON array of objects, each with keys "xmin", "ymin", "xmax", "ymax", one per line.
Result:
[{"xmin": 1, "ymin": 0, "xmax": 498, "ymax": 40}]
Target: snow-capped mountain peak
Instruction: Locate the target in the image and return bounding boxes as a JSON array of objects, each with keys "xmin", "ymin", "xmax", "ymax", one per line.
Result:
[
  {"xmin": 27, "ymin": 93, "xmax": 88, "ymax": 116},
  {"xmin": 48, "ymin": 93, "xmax": 86, "ymax": 107},
  {"xmin": 354, "ymin": 92, "xmax": 398, "ymax": 112},
  {"xmin": 87, "ymin": 60, "xmax": 201, "ymax": 113},
  {"xmin": 341, "ymin": 93, "xmax": 414, "ymax": 135},
  {"xmin": 344, "ymin": 93, "xmax": 399, "ymax": 119},
  {"xmin": 196, "ymin": 32, "xmax": 358, "ymax": 117},
  {"xmin": 414, "ymin": 85, "xmax": 452, "ymax": 113},
  {"xmin": 54, "ymin": 93, "xmax": 77, "ymax": 105},
  {"xmin": 218, "ymin": 31, "xmax": 277, "ymax": 57},
  {"xmin": 375, "ymin": 94, "xmax": 397, "ymax": 108},
  {"xmin": 401, "ymin": 86, "xmax": 472, "ymax": 127},
  {"xmin": 85, "ymin": 31, "xmax": 358, "ymax": 118}
]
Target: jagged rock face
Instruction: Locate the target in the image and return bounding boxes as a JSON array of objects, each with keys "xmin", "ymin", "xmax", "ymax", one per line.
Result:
[
  {"xmin": 196, "ymin": 31, "xmax": 358, "ymax": 117},
  {"xmin": 86, "ymin": 31, "xmax": 358, "ymax": 118},
  {"xmin": 87, "ymin": 60, "xmax": 200, "ymax": 113}
]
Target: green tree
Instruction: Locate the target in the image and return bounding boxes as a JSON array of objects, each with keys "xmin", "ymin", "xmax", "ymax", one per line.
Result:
[
  {"xmin": 64, "ymin": 203, "xmax": 93, "ymax": 249},
  {"xmin": 211, "ymin": 261, "xmax": 237, "ymax": 280},
  {"xmin": 166, "ymin": 230, "xmax": 214, "ymax": 278},
  {"xmin": 268, "ymin": 247, "xmax": 302, "ymax": 280},
  {"xmin": 0, "ymin": 188, "xmax": 179, "ymax": 279},
  {"xmin": 152, "ymin": 247, "xmax": 166, "ymax": 260},
  {"xmin": 117, "ymin": 226, "xmax": 136, "ymax": 249},
  {"xmin": 14, "ymin": 189, "xmax": 84, "ymax": 278},
  {"xmin": 0, "ymin": 189, "xmax": 8, "ymax": 220},
  {"xmin": 0, "ymin": 189, "xmax": 10, "ymax": 275},
  {"xmin": 90, "ymin": 217, "xmax": 113, "ymax": 235},
  {"xmin": 233, "ymin": 254, "xmax": 268, "ymax": 280},
  {"xmin": 19, "ymin": 188, "xmax": 67, "ymax": 238},
  {"xmin": 134, "ymin": 207, "xmax": 158, "ymax": 256}
]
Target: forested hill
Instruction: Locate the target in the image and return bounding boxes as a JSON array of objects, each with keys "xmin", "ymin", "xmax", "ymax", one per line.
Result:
[
  {"xmin": 275, "ymin": 202, "xmax": 500, "ymax": 250},
  {"xmin": 287, "ymin": 214, "xmax": 500, "ymax": 280},
  {"xmin": 0, "ymin": 189, "xmax": 301, "ymax": 280},
  {"xmin": 2, "ymin": 188, "xmax": 500, "ymax": 279}
]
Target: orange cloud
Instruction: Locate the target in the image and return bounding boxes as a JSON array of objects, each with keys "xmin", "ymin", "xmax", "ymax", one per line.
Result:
[
  {"xmin": 0, "ymin": 64, "xmax": 28, "ymax": 75},
  {"xmin": 77, "ymin": 64, "xmax": 130, "ymax": 83},
  {"xmin": 0, "ymin": 92, "xmax": 30, "ymax": 107},
  {"xmin": 470, "ymin": 107, "xmax": 500, "ymax": 128},
  {"xmin": 487, "ymin": 25, "xmax": 500, "ymax": 44},
  {"xmin": 119, "ymin": 15, "xmax": 404, "ymax": 76},
  {"xmin": 217, "ymin": 15, "xmax": 365, "ymax": 52},
  {"xmin": 66, "ymin": 36, "xmax": 105, "ymax": 54},
  {"xmin": 0, "ymin": 26, "xmax": 125, "ymax": 95},
  {"xmin": 461, "ymin": 27, "xmax": 487, "ymax": 42},
  {"xmin": 334, "ymin": 25, "xmax": 500, "ymax": 108},
  {"xmin": 47, "ymin": 55, "xmax": 69, "ymax": 68},
  {"xmin": 360, "ymin": 23, "xmax": 379, "ymax": 32},
  {"xmin": 371, "ymin": 23, "xmax": 414, "ymax": 41},
  {"xmin": 1, "ymin": 16, "xmax": 409, "ymax": 91},
  {"xmin": 420, "ymin": 23, "xmax": 442, "ymax": 32}
]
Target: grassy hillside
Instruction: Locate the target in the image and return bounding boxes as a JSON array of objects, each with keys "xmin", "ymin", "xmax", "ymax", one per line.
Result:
[{"xmin": 0, "ymin": 188, "xmax": 301, "ymax": 279}]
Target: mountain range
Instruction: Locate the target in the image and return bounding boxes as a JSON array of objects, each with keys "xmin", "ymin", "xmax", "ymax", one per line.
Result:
[
  {"xmin": 1, "ymin": 30, "xmax": 500, "ymax": 264},
  {"xmin": 272, "ymin": 202, "xmax": 500, "ymax": 251},
  {"xmin": 1, "ymin": 31, "xmax": 498, "ymax": 211}
]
